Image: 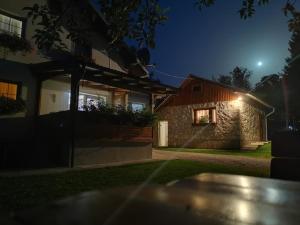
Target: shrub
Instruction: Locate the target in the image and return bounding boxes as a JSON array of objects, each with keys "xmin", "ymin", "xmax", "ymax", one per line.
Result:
[
  {"xmin": 0, "ymin": 96, "xmax": 26, "ymax": 115},
  {"xmin": 0, "ymin": 33, "xmax": 32, "ymax": 54},
  {"xmin": 83, "ymin": 102, "xmax": 156, "ymax": 126}
]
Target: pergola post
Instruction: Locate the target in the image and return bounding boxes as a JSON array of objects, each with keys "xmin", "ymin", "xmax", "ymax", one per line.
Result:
[{"xmin": 69, "ymin": 71, "xmax": 81, "ymax": 168}]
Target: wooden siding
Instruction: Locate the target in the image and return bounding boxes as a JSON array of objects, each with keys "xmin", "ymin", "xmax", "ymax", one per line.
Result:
[{"xmin": 166, "ymin": 77, "xmax": 238, "ymax": 106}]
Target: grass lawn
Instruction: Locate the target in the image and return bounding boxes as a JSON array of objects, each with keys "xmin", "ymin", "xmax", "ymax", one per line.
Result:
[
  {"xmin": 158, "ymin": 143, "xmax": 271, "ymax": 158},
  {"xmin": 0, "ymin": 159, "xmax": 269, "ymax": 211}
]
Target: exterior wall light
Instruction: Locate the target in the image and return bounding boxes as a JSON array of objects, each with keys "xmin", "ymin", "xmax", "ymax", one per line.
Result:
[{"xmin": 233, "ymin": 96, "xmax": 243, "ymax": 108}]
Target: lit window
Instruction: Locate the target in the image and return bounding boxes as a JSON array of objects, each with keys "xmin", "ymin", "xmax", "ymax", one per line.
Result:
[
  {"xmin": 0, "ymin": 81, "xmax": 18, "ymax": 100},
  {"xmin": 77, "ymin": 93, "xmax": 107, "ymax": 111},
  {"xmin": 131, "ymin": 103, "xmax": 145, "ymax": 112},
  {"xmin": 0, "ymin": 13, "xmax": 23, "ymax": 37},
  {"xmin": 194, "ymin": 108, "xmax": 216, "ymax": 124}
]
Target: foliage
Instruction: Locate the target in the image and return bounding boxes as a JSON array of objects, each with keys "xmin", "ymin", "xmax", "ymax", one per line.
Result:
[
  {"xmin": 23, "ymin": 1, "xmax": 90, "ymax": 50},
  {"xmin": 0, "ymin": 159, "xmax": 269, "ymax": 211},
  {"xmin": 23, "ymin": 0, "xmax": 168, "ymax": 52},
  {"xmin": 195, "ymin": 0, "xmax": 297, "ymax": 19},
  {"xmin": 215, "ymin": 66, "xmax": 252, "ymax": 91},
  {"xmin": 215, "ymin": 75, "xmax": 232, "ymax": 86},
  {"xmin": 0, "ymin": 96, "xmax": 26, "ymax": 115},
  {"xmin": 254, "ymin": 74, "xmax": 285, "ymax": 120},
  {"xmin": 199, "ymin": 115, "xmax": 209, "ymax": 123},
  {"xmin": 283, "ymin": 8, "xmax": 300, "ymax": 121},
  {"xmin": 83, "ymin": 102, "xmax": 156, "ymax": 127},
  {"xmin": 230, "ymin": 66, "xmax": 252, "ymax": 91},
  {"xmin": 0, "ymin": 33, "xmax": 32, "ymax": 54},
  {"xmin": 99, "ymin": 0, "xmax": 168, "ymax": 49}
]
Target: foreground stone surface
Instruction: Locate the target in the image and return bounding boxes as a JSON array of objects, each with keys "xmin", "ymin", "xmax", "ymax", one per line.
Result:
[{"xmin": 9, "ymin": 173, "xmax": 300, "ymax": 225}]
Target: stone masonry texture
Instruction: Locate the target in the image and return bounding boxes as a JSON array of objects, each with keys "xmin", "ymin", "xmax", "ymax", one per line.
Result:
[{"xmin": 155, "ymin": 100, "xmax": 265, "ymax": 149}]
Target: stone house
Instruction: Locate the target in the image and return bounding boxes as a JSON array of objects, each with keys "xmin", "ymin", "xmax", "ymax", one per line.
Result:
[
  {"xmin": 0, "ymin": 0, "xmax": 175, "ymax": 169},
  {"xmin": 154, "ymin": 75, "xmax": 274, "ymax": 150}
]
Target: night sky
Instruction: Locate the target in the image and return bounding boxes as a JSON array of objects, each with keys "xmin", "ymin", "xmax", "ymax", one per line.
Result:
[{"xmin": 150, "ymin": 1, "xmax": 294, "ymax": 87}]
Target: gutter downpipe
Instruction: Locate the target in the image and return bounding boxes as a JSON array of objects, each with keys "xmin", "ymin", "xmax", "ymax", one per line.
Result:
[
  {"xmin": 243, "ymin": 93, "xmax": 275, "ymax": 142},
  {"xmin": 265, "ymin": 107, "xmax": 275, "ymax": 141}
]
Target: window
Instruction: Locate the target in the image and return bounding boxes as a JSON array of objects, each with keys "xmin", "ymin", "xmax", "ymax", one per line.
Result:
[
  {"xmin": 0, "ymin": 13, "xmax": 23, "ymax": 37},
  {"xmin": 0, "ymin": 81, "xmax": 18, "ymax": 100},
  {"xmin": 194, "ymin": 108, "xmax": 216, "ymax": 124},
  {"xmin": 77, "ymin": 93, "xmax": 107, "ymax": 111},
  {"xmin": 131, "ymin": 103, "xmax": 145, "ymax": 112}
]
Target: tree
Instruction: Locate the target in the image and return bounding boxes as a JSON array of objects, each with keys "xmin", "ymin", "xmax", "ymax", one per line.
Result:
[
  {"xmin": 284, "ymin": 8, "xmax": 300, "ymax": 122},
  {"xmin": 230, "ymin": 67, "xmax": 252, "ymax": 90},
  {"xmin": 214, "ymin": 67, "xmax": 252, "ymax": 90},
  {"xmin": 23, "ymin": 3, "xmax": 295, "ymax": 71},
  {"xmin": 254, "ymin": 74, "xmax": 285, "ymax": 118},
  {"xmin": 23, "ymin": 0, "xmax": 168, "ymax": 53},
  {"xmin": 253, "ymin": 74, "xmax": 288, "ymax": 131},
  {"xmin": 24, "ymin": 0, "xmax": 295, "ymax": 55},
  {"xmin": 215, "ymin": 75, "xmax": 232, "ymax": 86},
  {"xmin": 196, "ymin": 0, "xmax": 295, "ymax": 19}
]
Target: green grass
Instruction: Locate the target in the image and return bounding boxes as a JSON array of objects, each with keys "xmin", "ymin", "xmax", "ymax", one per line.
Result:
[
  {"xmin": 0, "ymin": 159, "xmax": 269, "ymax": 211},
  {"xmin": 158, "ymin": 143, "xmax": 271, "ymax": 158}
]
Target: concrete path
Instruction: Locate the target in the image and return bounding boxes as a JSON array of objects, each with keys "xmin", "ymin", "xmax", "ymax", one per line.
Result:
[{"xmin": 153, "ymin": 149, "xmax": 270, "ymax": 171}]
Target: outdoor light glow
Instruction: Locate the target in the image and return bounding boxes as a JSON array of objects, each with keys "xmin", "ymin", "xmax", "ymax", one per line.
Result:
[{"xmin": 233, "ymin": 96, "xmax": 243, "ymax": 108}]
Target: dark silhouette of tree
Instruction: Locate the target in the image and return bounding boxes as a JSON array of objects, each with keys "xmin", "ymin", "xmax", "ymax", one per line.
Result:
[
  {"xmin": 24, "ymin": 0, "xmax": 296, "ymax": 52},
  {"xmin": 214, "ymin": 67, "xmax": 252, "ymax": 90},
  {"xmin": 215, "ymin": 75, "xmax": 232, "ymax": 86},
  {"xmin": 284, "ymin": 8, "xmax": 300, "ymax": 122},
  {"xmin": 196, "ymin": 0, "xmax": 295, "ymax": 19},
  {"xmin": 254, "ymin": 74, "xmax": 285, "ymax": 120},
  {"xmin": 230, "ymin": 67, "xmax": 252, "ymax": 91},
  {"xmin": 24, "ymin": 0, "xmax": 168, "ymax": 51}
]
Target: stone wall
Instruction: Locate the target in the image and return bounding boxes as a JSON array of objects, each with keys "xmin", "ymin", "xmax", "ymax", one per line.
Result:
[
  {"xmin": 240, "ymin": 101, "xmax": 266, "ymax": 146},
  {"xmin": 155, "ymin": 101, "xmax": 241, "ymax": 149}
]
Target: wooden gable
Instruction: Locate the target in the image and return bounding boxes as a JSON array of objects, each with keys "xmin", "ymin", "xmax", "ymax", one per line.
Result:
[{"xmin": 165, "ymin": 75, "xmax": 238, "ymax": 107}]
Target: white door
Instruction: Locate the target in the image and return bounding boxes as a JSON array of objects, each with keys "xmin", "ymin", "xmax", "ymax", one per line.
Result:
[{"xmin": 158, "ymin": 121, "xmax": 168, "ymax": 147}]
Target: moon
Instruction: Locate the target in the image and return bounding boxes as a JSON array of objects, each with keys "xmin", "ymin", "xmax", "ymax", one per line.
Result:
[{"xmin": 257, "ymin": 61, "xmax": 263, "ymax": 67}]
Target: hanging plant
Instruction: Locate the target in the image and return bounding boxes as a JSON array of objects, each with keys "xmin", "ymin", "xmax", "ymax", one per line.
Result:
[{"xmin": 0, "ymin": 33, "xmax": 32, "ymax": 54}]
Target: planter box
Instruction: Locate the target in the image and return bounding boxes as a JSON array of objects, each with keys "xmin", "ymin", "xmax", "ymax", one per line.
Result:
[{"xmin": 271, "ymin": 130, "xmax": 300, "ymax": 158}]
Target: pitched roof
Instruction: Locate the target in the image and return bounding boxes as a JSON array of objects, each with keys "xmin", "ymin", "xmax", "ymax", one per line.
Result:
[{"xmin": 155, "ymin": 74, "xmax": 273, "ymax": 111}]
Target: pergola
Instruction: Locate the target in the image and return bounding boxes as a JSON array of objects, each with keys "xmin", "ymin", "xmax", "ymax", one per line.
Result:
[
  {"xmin": 31, "ymin": 59, "xmax": 177, "ymax": 167},
  {"xmin": 31, "ymin": 59, "xmax": 177, "ymax": 114}
]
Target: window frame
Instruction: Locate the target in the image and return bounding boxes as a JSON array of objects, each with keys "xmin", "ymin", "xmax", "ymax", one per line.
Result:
[
  {"xmin": 193, "ymin": 107, "xmax": 217, "ymax": 125},
  {"xmin": 0, "ymin": 9, "xmax": 26, "ymax": 38},
  {"xmin": 0, "ymin": 79, "xmax": 22, "ymax": 100}
]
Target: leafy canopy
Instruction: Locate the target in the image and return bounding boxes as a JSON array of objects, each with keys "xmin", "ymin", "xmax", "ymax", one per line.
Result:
[
  {"xmin": 195, "ymin": 0, "xmax": 298, "ymax": 19},
  {"xmin": 23, "ymin": 0, "xmax": 168, "ymax": 51},
  {"xmin": 24, "ymin": 0, "xmax": 295, "ymax": 52},
  {"xmin": 215, "ymin": 66, "xmax": 252, "ymax": 91}
]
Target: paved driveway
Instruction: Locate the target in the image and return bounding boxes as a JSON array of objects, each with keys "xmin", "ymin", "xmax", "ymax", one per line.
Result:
[{"xmin": 153, "ymin": 149, "xmax": 270, "ymax": 171}]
